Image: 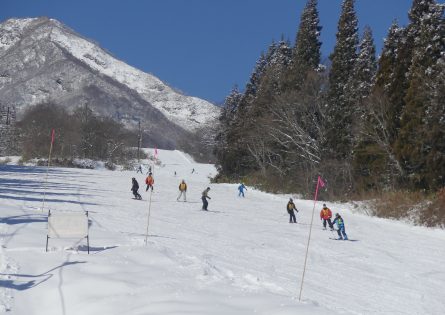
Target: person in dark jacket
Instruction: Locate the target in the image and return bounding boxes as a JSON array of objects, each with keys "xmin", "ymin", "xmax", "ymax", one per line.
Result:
[
  {"xmin": 131, "ymin": 178, "xmax": 142, "ymax": 200},
  {"xmin": 201, "ymin": 187, "xmax": 211, "ymax": 210},
  {"xmin": 287, "ymin": 198, "xmax": 298, "ymax": 223},
  {"xmin": 332, "ymin": 213, "xmax": 348, "ymax": 240}
]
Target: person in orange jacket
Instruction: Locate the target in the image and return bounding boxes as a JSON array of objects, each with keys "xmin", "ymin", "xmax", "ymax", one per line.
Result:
[
  {"xmin": 145, "ymin": 172, "xmax": 154, "ymax": 191},
  {"xmin": 320, "ymin": 203, "xmax": 334, "ymax": 230}
]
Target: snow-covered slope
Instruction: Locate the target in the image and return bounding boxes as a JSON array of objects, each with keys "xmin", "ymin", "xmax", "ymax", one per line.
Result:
[
  {"xmin": 0, "ymin": 17, "xmax": 219, "ymax": 132},
  {"xmin": 1, "ymin": 150, "xmax": 444, "ymax": 314}
]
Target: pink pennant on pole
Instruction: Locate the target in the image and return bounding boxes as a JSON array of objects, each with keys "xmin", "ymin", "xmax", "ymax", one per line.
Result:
[
  {"xmin": 154, "ymin": 147, "xmax": 158, "ymax": 159},
  {"xmin": 318, "ymin": 176, "xmax": 325, "ymax": 188},
  {"xmin": 51, "ymin": 129, "xmax": 55, "ymax": 144}
]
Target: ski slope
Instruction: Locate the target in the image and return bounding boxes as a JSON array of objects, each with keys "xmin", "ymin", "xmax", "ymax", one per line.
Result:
[{"xmin": 0, "ymin": 149, "xmax": 444, "ymax": 314}]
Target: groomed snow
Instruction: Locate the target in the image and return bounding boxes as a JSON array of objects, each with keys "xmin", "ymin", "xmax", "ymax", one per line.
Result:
[{"xmin": 1, "ymin": 149, "xmax": 444, "ymax": 314}]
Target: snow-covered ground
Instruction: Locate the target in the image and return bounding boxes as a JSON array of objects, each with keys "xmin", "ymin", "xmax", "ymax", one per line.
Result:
[{"xmin": 1, "ymin": 149, "xmax": 444, "ymax": 314}]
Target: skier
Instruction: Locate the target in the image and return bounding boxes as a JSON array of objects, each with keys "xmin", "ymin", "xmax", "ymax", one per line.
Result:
[
  {"xmin": 145, "ymin": 172, "xmax": 154, "ymax": 191},
  {"xmin": 191, "ymin": 168, "xmax": 195, "ymax": 174},
  {"xmin": 131, "ymin": 178, "xmax": 142, "ymax": 200},
  {"xmin": 174, "ymin": 171, "xmax": 177, "ymax": 177},
  {"xmin": 177, "ymin": 179, "xmax": 187, "ymax": 202},
  {"xmin": 332, "ymin": 213, "xmax": 348, "ymax": 240},
  {"xmin": 238, "ymin": 183, "xmax": 247, "ymax": 197},
  {"xmin": 286, "ymin": 198, "xmax": 298, "ymax": 223},
  {"xmin": 136, "ymin": 165, "xmax": 143, "ymax": 174},
  {"xmin": 320, "ymin": 203, "xmax": 334, "ymax": 230},
  {"xmin": 201, "ymin": 187, "xmax": 211, "ymax": 211},
  {"xmin": 147, "ymin": 166, "xmax": 152, "ymax": 175}
]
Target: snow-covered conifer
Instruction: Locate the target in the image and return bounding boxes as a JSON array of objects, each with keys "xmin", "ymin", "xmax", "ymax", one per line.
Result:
[{"xmin": 325, "ymin": 0, "xmax": 359, "ymax": 160}]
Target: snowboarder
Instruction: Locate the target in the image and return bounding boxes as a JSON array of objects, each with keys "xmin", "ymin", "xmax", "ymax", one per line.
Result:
[
  {"xmin": 201, "ymin": 187, "xmax": 211, "ymax": 210},
  {"xmin": 238, "ymin": 183, "xmax": 247, "ymax": 197},
  {"xmin": 145, "ymin": 173, "xmax": 154, "ymax": 191},
  {"xmin": 332, "ymin": 213, "xmax": 348, "ymax": 240},
  {"xmin": 131, "ymin": 178, "xmax": 142, "ymax": 200},
  {"xmin": 287, "ymin": 198, "xmax": 298, "ymax": 223},
  {"xmin": 320, "ymin": 203, "xmax": 334, "ymax": 230},
  {"xmin": 177, "ymin": 179, "xmax": 187, "ymax": 202}
]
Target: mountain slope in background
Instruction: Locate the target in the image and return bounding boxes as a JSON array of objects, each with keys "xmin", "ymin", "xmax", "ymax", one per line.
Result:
[{"xmin": 0, "ymin": 17, "xmax": 220, "ymax": 149}]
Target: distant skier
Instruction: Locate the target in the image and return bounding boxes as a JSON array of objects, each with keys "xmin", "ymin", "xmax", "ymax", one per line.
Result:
[
  {"xmin": 177, "ymin": 179, "xmax": 187, "ymax": 202},
  {"xmin": 238, "ymin": 183, "xmax": 247, "ymax": 197},
  {"xmin": 145, "ymin": 173, "xmax": 154, "ymax": 191},
  {"xmin": 320, "ymin": 203, "xmax": 334, "ymax": 230},
  {"xmin": 287, "ymin": 198, "xmax": 298, "ymax": 223},
  {"xmin": 201, "ymin": 187, "xmax": 211, "ymax": 210},
  {"xmin": 174, "ymin": 171, "xmax": 177, "ymax": 177},
  {"xmin": 131, "ymin": 178, "xmax": 142, "ymax": 200},
  {"xmin": 147, "ymin": 166, "xmax": 152, "ymax": 175},
  {"xmin": 136, "ymin": 165, "xmax": 143, "ymax": 174},
  {"xmin": 332, "ymin": 213, "xmax": 348, "ymax": 240},
  {"xmin": 191, "ymin": 168, "xmax": 195, "ymax": 174}
]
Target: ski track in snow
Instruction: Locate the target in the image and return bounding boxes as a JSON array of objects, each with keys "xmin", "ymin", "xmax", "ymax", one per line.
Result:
[{"xmin": 0, "ymin": 150, "xmax": 444, "ymax": 315}]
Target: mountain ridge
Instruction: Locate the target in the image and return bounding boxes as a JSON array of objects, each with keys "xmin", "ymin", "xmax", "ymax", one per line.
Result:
[{"xmin": 0, "ymin": 17, "xmax": 220, "ymax": 150}]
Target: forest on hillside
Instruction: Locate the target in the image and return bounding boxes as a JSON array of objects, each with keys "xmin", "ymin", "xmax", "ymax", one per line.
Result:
[{"xmin": 214, "ymin": 0, "xmax": 444, "ymax": 224}]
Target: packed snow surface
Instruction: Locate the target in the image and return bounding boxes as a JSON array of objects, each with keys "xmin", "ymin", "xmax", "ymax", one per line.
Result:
[{"xmin": 1, "ymin": 149, "xmax": 444, "ymax": 314}]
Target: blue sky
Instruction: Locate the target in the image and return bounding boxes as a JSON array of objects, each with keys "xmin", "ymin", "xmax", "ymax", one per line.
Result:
[{"xmin": 1, "ymin": 0, "xmax": 425, "ymax": 104}]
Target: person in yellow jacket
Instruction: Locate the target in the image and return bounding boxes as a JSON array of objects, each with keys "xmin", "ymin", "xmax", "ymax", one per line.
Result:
[
  {"xmin": 287, "ymin": 198, "xmax": 298, "ymax": 223},
  {"xmin": 177, "ymin": 179, "xmax": 187, "ymax": 202}
]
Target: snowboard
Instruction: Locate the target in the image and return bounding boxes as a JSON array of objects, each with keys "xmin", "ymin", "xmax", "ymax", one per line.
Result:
[{"xmin": 329, "ymin": 237, "xmax": 357, "ymax": 242}]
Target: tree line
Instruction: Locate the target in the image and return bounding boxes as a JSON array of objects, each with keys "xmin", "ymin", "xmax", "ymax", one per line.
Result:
[
  {"xmin": 18, "ymin": 102, "xmax": 138, "ymax": 166},
  {"xmin": 215, "ymin": 0, "xmax": 445, "ymax": 198}
]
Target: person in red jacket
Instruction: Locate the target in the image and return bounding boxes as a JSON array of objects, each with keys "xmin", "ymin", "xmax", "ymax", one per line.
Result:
[
  {"xmin": 145, "ymin": 173, "xmax": 154, "ymax": 191},
  {"xmin": 320, "ymin": 203, "xmax": 334, "ymax": 230}
]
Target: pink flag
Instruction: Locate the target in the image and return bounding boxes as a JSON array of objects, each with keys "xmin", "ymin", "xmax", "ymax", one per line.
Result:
[
  {"xmin": 318, "ymin": 176, "xmax": 325, "ymax": 188},
  {"xmin": 154, "ymin": 147, "xmax": 158, "ymax": 159},
  {"xmin": 51, "ymin": 129, "xmax": 55, "ymax": 144}
]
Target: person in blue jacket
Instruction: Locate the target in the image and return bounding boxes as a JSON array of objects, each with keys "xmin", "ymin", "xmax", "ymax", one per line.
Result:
[
  {"xmin": 238, "ymin": 183, "xmax": 247, "ymax": 197},
  {"xmin": 332, "ymin": 213, "xmax": 348, "ymax": 240}
]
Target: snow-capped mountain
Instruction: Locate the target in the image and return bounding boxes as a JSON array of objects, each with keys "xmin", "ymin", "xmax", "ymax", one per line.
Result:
[{"xmin": 0, "ymin": 17, "xmax": 220, "ymax": 147}]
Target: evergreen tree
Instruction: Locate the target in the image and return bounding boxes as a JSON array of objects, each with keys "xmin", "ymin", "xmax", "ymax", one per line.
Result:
[
  {"xmin": 283, "ymin": 0, "xmax": 322, "ymax": 90},
  {"xmin": 325, "ymin": 0, "xmax": 359, "ymax": 160},
  {"xmin": 218, "ymin": 43, "xmax": 284, "ymax": 176},
  {"xmin": 294, "ymin": 0, "xmax": 322, "ymax": 71},
  {"xmin": 375, "ymin": 20, "xmax": 404, "ymax": 144},
  {"xmin": 215, "ymin": 86, "xmax": 243, "ymax": 174},
  {"xmin": 346, "ymin": 25, "xmax": 377, "ymax": 122},
  {"xmin": 396, "ymin": 0, "xmax": 444, "ymax": 189},
  {"xmin": 385, "ymin": 0, "xmax": 438, "ymax": 146},
  {"xmin": 375, "ymin": 21, "xmax": 402, "ymax": 90},
  {"xmin": 423, "ymin": 56, "xmax": 445, "ymax": 189}
]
